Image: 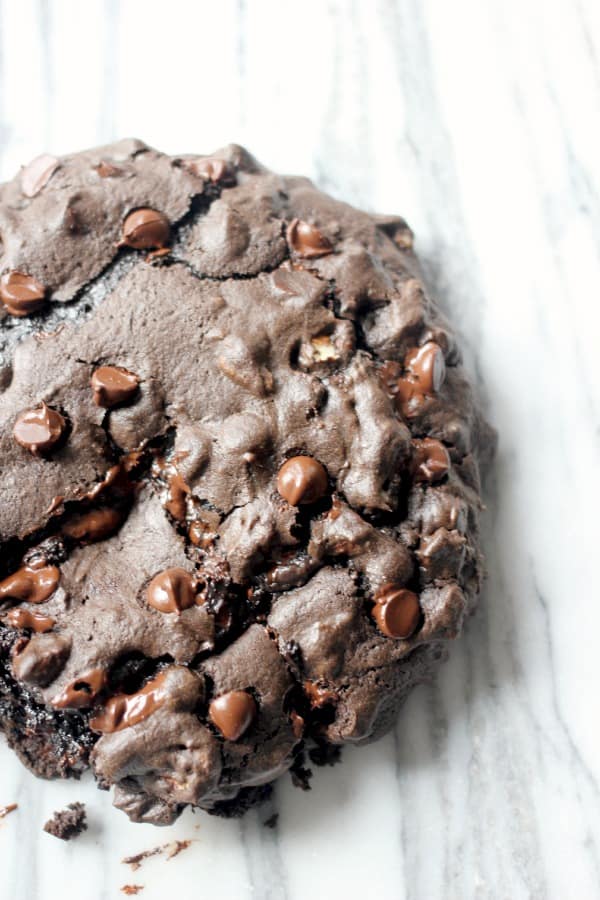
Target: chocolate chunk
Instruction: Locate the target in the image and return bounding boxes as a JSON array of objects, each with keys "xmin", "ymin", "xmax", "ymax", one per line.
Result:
[
  {"xmin": 43, "ymin": 803, "xmax": 87, "ymax": 841},
  {"xmin": 20, "ymin": 154, "xmax": 59, "ymax": 198},
  {"xmin": 90, "ymin": 669, "xmax": 170, "ymax": 733},
  {"xmin": 277, "ymin": 456, "xmax": 328, "ymax": 506},
  {"xmin": 0, "ymin": 271, "xmax": 46, "ymax": 317},
  {"xmin": 51, "ymin": 668, "xmax": 107, "ymax": 709},
  {"xmin": 0, "ymin": 563, "xmax": 60, "ymax": 605},
  {"xmin": 146, "ymin": 568, "xmax": 197, "ymax": 614},
  {"xmin": 371, "ymin": 585, "xmax": 421, "ymax": 639},
  {"xmin": 13, "ymin": 403, "xmax": 66, "ymax": 455},
  {"xmin": 62, "ymin": 507, "xmax": 124, "ymax": 543},
  {"xmin": 12, "ymin": 633, "xmax": 70, "ymax": 686},
  {"xmin": 411, "ymin": 438, "xmax": 450, "ymax": 483},
  {"xmin": 209, "ymin": 690, "xmax": 257, "ymax": 741},
  {"xmin": 90, "ymin": 366, "xmax": 140, "ymax": 408},
  {"xmin": 4, "ymin": 608, "xmax": 56, "ymax": 633},
  {"xmin": 119, "ymin": 208, "xmax": 170, "ymax": 250},
  {"xmin": 286, "ymin": 219, "xmax": 333, "ymax": 258},
  {"xmin": 404, "ymin": 342, "xmax": 446, "ymax": 393}
]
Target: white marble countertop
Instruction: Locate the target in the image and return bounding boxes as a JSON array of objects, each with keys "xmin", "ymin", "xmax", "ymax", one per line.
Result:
[{"xmin": 0, "ymin": 1, "xmax": 599, "ymax": 897}]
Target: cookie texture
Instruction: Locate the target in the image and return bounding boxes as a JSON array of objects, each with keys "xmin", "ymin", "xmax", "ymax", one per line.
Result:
[{"xmin": 0, "ymin": 140, "xmax": 495, "ymax": 824}]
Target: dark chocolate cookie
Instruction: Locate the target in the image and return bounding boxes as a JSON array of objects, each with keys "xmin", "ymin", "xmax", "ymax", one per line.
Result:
[{"xmin": 0, "ymin": 140, "xmax": 495, "ymax": 824}]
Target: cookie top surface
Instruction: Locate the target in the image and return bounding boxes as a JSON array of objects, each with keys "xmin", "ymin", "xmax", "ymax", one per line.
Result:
[{"xmin": 0, "ymin": 140, "xmax": 494, "ymax": 823}]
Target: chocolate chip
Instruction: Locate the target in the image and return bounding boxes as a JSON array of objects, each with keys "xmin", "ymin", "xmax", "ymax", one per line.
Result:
[
  {"xmin": 62, "ymin": 507, "xmax": 124, "ymax": 543},
  {"xmin": 183, "ymin": 157, "xmax": 231, "ymax": 183},
  {"xmin": 90, "ymin": 670, "xmax": 170, "ymax": 734},
  {"xmin": 165, "ymin": 472, "xmax": 190, "ymax": 521},
  {"xmin": 188, "ymin": 520, "xmax": 216, "ymax": 549},
  {"xmin": 277, "ymin": 456, "xmax": 328, "ymax": 506},
  {"xmin": 90, "ymin": 365, "xmax": 140, "ymax": 408},
  {"xmin": 0, "ymin": 563, "xmax": 60, "ymax": 605},
  {"xmin": 371, "ymin": 585, "xmax": 421, "ymax": 639},
  {"xmin": 51, "ymin": 668, "xmax": 107, "ymax": 709},
  {"xmin": 94, "ymin": 160, "xmax": 123, "ymax": 178},
  {"xmin": 286, "ymin": 219, "xmax": 333, "ymax": 258},
  {"xmin": 0, "ymin": 271, "xmax": 46, "ymax": 317},
  {"xmin": 411, "ymin": 438, "xmax": 450, "ymax": 483},
  {"xmin": 4, "ymin": 608, "xmax": 56, "ymax": 633},
  {"xmin": 12, "ymin": 633, "xmax": 70, "ymax": 687},
  {"xmin": 20, "ymin": 154, "xmax": 59, "ymax": 198},
  {"xmin": 146, "ymin": 568, "xmax": 197, "ymax": 614},
  {"xmin": 13, "ymin": 403, "xmax": 66, "ymax": 455},
  {"xmin": 404, "ymin": 342, "xmax": 446, "ymax": 393},
  {"xmin": 119, "ymin": 208, "xmax": 170, "ymax": 250},
  {"xmin": 209, "ymin": 690, "xmax": 257, "ymax": 741}
]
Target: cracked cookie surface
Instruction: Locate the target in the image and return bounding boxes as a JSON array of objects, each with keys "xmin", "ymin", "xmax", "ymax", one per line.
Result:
[{"xmin": 0, "ymin": 139, "xmax": 495, "ymax": 824}]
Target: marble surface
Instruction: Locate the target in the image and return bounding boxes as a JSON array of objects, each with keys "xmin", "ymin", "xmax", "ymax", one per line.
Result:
[{"xmin": 0, "ymin": 0, "xmax": 599, "ymax": 897}]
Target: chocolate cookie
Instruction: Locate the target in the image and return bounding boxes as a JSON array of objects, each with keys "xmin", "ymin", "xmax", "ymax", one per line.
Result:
[{"xmin": 0, "ymin": 140, "xmax": 495, "ymax": 824}]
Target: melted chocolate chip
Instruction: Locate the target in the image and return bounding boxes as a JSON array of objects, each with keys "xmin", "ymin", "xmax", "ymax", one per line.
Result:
[
  {"xmin": 384, "ymin": 344, "xmax": 447, "ymax": 418},
  {"xmin": 411, "ymin": 438, "xmax": 451, "ymax": 483},
  {"xmin": 188, "ymin": 519, "xmax": 216, "ymax": 549},
  {"xmin": 119, "ymin": 208, "xmax": 170, "ymax": 250},
  {"xmin": 371, "ymin": 585, "xmax": 421, "ymax": 639},
  {"xmin": 394, "ymin": 378, "xmax": 424, "ymax": 418},
  {"xmin": 165, "ymin": 472, "xmax": 190, "ymax": 521},
  {"xmin": 13, "ymin": 403, "xmax": 66, "ymax": 455},
  {"xmin": 51, "ymin": 668, "xmax": 107, "ymax": 709},
  {"xmin": 0, "ymin": 271, "xmax": 46, "ymax": 317},
  {"xmin": 94, "ymin": 160, "xmax": 123, "ymax": 178},
  {"xmin": 90, "ymin": 670, "xmax": 170, "ymax": 734},
  {"xmin": 404, "ymin": 342, "xmax": 446, "ymax": 394},
  {"xmin": 277, "ymin": 456, "xmax": 328, "ymax": 506},
  {"xmin": 286, "ymin": 219, "xmax": 333, "ymax": 258},
  {"xmin": 209, "ymin": 690, "xmax": 257, "ymax": 741},
  {"xmin": 146, "ymin": 568, "xmax": 197, "ymax": 614},
  {"xmin": 0, "ymin": 563, "xmax": 60, "ymax": 605},
  {"xmin": 20, "ymin": 154, "xmax": 59, "ymax": 198},
  {"xmin": 62, "ymin": 507, "xmax": 124, "ymax": 543},
  {"xmin": 12, "ymin": 633, "xmax": 70, "ymax": 686},
  {"xmin": 183, "ymin": 157, "xmax": 231, "ymax": 183},
  {"xmin": 5, "ymin": 608, "xmax": 56, "ymax": 633},
  {"xmin": 90, "ymin": 365, "xmax": 140, "ymax": 408}
]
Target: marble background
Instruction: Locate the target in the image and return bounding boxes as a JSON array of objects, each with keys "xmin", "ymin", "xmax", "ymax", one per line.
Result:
[{"xmin": 0, "ymin": 1, "xmax": 599, "ymax": 897}]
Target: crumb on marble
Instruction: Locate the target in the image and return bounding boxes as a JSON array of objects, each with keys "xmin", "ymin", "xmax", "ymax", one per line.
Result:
[
  {"xmin": 43, "ymin": 802, "xmax": 87, "ymax": 841},
  {"xmin": 0, "ymin": 803, "xmax": 18, "ymax": 819},
  {"xmin": 123, "ymin": 839, "xmax": 193, "ymax": 871}
]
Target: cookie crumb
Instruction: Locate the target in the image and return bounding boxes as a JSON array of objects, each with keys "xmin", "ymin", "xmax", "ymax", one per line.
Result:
[
  {"xmin": 290, "ymin": 753, "xmax": 313, "ymax": 791},
  {"xmin": 43, "ymin": 802, "xmax": 87, "ymax": 841},
  {"xmin": 308, "ymin": 740, "xmax": 342, "ymax": 767},
  {"xmin": 121, "ymin": 887, "xmax": 144, "ymax": 896},
  {"xmin": 122, "ymin": 846, "xmax": 163, "ymax": 871},
  {"xmin": 123, "ymin": 839, "xmax": 193, "ymax": 871},
  {"xmin": 166, "ymin": 839, "xmax": 191, "ymax": 861},
  {"xmin": 0, "ymin": 803, "xmax": 18, "ymax": 819},
  {"xmin": 263, "ymin": 813, "xmax": 279, "ymax": 829}
]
